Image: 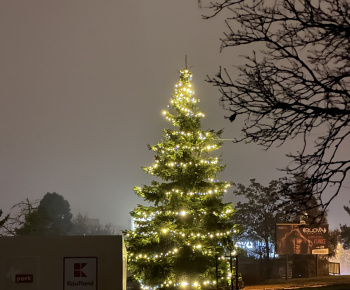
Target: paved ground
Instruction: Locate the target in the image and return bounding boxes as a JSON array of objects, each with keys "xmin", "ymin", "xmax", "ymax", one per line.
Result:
[{"xmin": 243, "ymin": 275, "xmax": 350, "ymax": 290}]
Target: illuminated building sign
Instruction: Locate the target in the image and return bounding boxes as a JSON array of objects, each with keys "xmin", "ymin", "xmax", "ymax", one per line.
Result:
[{"xmin": 236, "ymin": 241, "xmax": 275, "ymax": 258}]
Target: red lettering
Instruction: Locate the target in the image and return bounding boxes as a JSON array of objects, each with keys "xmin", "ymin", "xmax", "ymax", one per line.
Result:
[
  {"xmin": 314, "ymin": 239, "xmax": 326, "ymax": 244},
  {"xmin": 15, "ymin": 274, "xmax": 33, "ymax": 283}
]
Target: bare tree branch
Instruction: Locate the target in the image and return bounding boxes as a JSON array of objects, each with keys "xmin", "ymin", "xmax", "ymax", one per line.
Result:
[
  {"xmin": 0, "ymin": 198, "xmax": 39, "ymax": 236},
  {"xmin": 203, "ymin": 0, "xmax": 350, "ymax": 212}
]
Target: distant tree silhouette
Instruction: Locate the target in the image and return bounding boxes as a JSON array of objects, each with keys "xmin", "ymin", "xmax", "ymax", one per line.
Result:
[
  {"xmin": 340, "ymin": 201, "xmax": 350, "ymax": 249},
  {"xmin": 328, "ymin": 228, "xmax": 340, "ymax": 257},
  {"xmin": 234, "ymin": 176, "xmax": 330, "ymax": 279},
  {"xmin": 203, "ymin": 0, "xmax": 350, "ymax": 213},
  {"xmin": 70, "ymin": 213, "xmax": 116, "ymax": 235},
  {"xmin": 16, "ymin": 192, "xmax": 73, "ymax": 236},
  {"xmin": 233, "ymin": 179, "xmax": 287, "ymax": 262},
  {"xmin": 282, "ymin": 173, "xmax": 329, "ymax": 224}
]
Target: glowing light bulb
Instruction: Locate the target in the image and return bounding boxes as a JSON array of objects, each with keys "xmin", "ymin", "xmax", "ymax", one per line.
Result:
[{"xmin": 181, "ymin": 281, "xmax": 188, "ymax": 287}]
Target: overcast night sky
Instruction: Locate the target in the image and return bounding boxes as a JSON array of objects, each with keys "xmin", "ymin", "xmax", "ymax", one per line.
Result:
[{"xmin": 1, "ymin": 0, "xmax": 349, "ymax": 231}]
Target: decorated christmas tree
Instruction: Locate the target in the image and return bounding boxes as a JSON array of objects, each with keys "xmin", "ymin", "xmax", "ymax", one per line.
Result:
[{"xmin": 126, "ymin": 68, "xmax": 238, "ymax": 289}]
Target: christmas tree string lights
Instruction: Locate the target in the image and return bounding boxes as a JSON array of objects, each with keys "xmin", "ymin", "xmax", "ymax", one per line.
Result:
[{"xmin": 125, "ymin": 69, "xmax": 238, "ymax": 289}]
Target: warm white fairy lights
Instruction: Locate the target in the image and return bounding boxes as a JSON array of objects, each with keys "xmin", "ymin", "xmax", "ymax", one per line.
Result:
[
  {"xmin": 138, "ymin": 275, "xmax": 224, "ymax": 289},
  {"xmin": 144, "ymin": 158, "xmax": 223, "ymax": 175},
  {"xmin": 161, "ymin": 72, "xmax": 205, "ymax": 123},
  {"xmin": 139, "ymin": 279, "xmax": 219, "ymax": 290},
  {"xmin": 132, "ymin": 206, "xmax": 234, "ymax": 225},
  {"xmin": 134, "ymin": 182, "xmax": 231, "ymax": 199},
  {"xmin": 151, "ymin": 143, "xmax": 218, "ymax": 153},
  {"xmin": 127, "ymin": 69, "xmax": 237, "ymax": 290}
]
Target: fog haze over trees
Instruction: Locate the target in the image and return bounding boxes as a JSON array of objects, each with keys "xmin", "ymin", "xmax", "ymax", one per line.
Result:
[
  {"xmin": 15, "ymin": 192, "xmax": 73, "ymax": 236},
  {"xmin": 202, "ymin": 0, "xmax": 350, "ymax": 212},
  {"xmin": 0, "ymin": 193, "xmax": 116, "ymax": 236},
  {"xmin": 70, "ymin": 213, "xmax": 117, "ymax": 236}
]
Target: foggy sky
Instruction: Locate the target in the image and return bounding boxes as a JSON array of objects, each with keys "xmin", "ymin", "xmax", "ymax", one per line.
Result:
[{"xmin": 1, "ymin": 0, "xmax": 348, "ymax": 231}]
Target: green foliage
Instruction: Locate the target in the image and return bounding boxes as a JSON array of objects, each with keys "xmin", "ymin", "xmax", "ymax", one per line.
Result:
[
  {"xmin": 341, "ymin": 226, "xmax": 350, "ymax": 250},
  {"xmin": 340, "ymin": 201, "xmax": 350, "ymax": 250},
  {"xmin": 283, "ymin": 173, "xmax": 328, "ymax": 225},
  {"xmin": 16, "ymin": 192, "xmax": 73, "ymax": 236},
  {"xmin": 233, "ymin": 176, "xmax": 329, "ymax": 261},
  {"xmin": 328, "ymin": 229, "xmax": 340, "ymax": 257},
  {"xmin": 233, "ymin": 179, "xmax": 288, "ymax": 260},
  {"xmin": 125, "ymin": 69, "xmax": 238, "ymax": 289}
]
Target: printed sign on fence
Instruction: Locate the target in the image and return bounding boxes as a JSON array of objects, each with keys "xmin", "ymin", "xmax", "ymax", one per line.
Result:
[
  {"xmin": 64, "ymin": 257, "xmax": 97, "ymax": 290},
  {"xmin": 276, "ymin": 223, "xmax": 329, "ymax": 255}
]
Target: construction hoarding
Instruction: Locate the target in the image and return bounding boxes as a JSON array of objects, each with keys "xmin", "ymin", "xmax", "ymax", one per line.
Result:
[{"xmin": 0, "ymin": 236, "xmax": 126, "ymax": 290}]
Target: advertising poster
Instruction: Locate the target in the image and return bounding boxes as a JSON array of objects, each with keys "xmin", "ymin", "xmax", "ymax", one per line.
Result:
[{"xmin": 276, "ymin": 223, "xmax": 329, "ymax": 255}]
